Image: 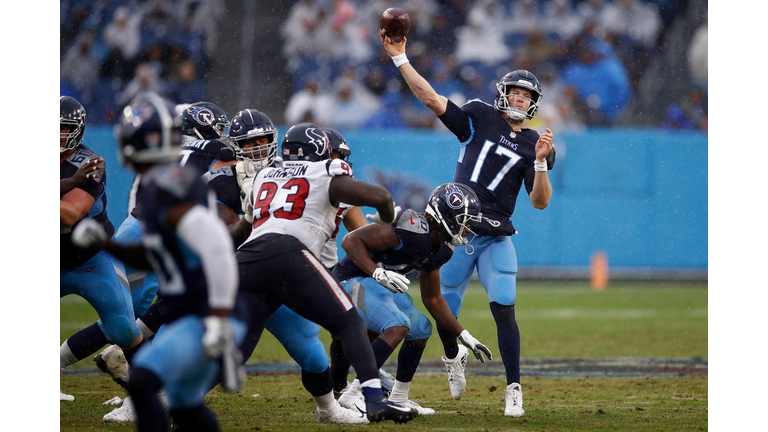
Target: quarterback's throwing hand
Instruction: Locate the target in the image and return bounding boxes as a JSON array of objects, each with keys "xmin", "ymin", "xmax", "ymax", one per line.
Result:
[
  {"xmin": 372, "ymin": 267, "xmax": 410, "ymax": 294},
  {"xmin": 458, "ymin": 330, "xmax": 493, "ymax": 363},
  {"xmin": 72, "ymin": 218, "xmax": 108, "ymax": 249}
]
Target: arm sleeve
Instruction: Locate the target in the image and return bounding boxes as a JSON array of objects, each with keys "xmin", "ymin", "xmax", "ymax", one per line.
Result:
[
  {"xmin": 437, "ymin": 99, "xmax": 472, "ymax": 142},
  {"xmin": 176, "ymin": 205, "xmax": 238, "ymax": 310}
]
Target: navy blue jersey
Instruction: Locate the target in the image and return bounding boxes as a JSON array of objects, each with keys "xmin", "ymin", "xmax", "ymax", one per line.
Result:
[
  {"xmin": 202, "ymin": 165, "xmax": 242, "ymax": 215},
  {"xmin": 332, "ymin": 209, "xmax": 453, "ymax": 281},
  {"xmin": 438, "ymin": 99, "xmax": 542, "ymax": 236},
  {"xmin": 179, "ymin": 138, "xmax": 235, "ymax": 175},
  {"xmin": 129, "ymin": 139, "xmax": 235, "ymax": 220},
  {"xmin": 139, "ymin": 163, "xmax": 214, "ymax": 317},
  {"xmin": 60, "ymin": 145, "xmax": 115, "ymax": 268}
]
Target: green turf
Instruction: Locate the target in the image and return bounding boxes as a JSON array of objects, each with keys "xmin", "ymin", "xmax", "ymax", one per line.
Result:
[
  {"xmin": 60, "ymin": 374, "xmax": 708, "ymax": 431},
  {"xmin": 60, "ymin": 280, "xmax": 708, "ymax": 365}
]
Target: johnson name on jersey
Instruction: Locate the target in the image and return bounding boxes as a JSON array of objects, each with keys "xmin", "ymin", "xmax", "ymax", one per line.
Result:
[
  {"xmin": 332, "ymin": 209, "xmax": 453, "ymax": 282},
  {"xmin": 241, "ymin": 158, "xmax": 353, "ymax": 259},
  {"xmin": 60, "ymin": 144, "xmax": 115, "ymax": 267}
]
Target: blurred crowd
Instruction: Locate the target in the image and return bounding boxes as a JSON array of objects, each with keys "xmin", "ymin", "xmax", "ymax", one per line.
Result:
[
  {"xmin": 60, "ymin": 0, "xmax": 707, "ymax": 131},
  {"xmin": 60, "ymin": 0, "xmax": 222, "ymax": 125},
  {"xmin": 281, "ymin": 0, "xmax": 707, "ymax": 132}
]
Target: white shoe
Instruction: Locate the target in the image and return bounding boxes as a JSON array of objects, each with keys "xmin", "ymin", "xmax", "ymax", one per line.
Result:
[
  {"xmin": 338, "ymin": 380, "xmax": 365, "ymax": 413},
  {"xmin": 441, "ymin": 345, "xmax": 468, "ymax": 400},
  {"xmin": 94, "ymin": 345, "xmax": 129, "ymax": 387},
  {"xmin": 317, "ymin": 400, "xmax": 369, "ymax": 424},
  {"xmin": 395, "ymin": 399, "xmax": 434, "ymax": 415},
  {"xmin": 103, "ymin": 396, "xmax": 137, "ymax": 422},
  {"xmin": 60, "ymin": 389, "xmax": 75, "ymax": 402},
  {"xmin": 378, "ymin": 368, "xmax": 395, "ymax": 396},
  {"xmin": 334, "ymin": 381, "xmax": 351, "ymax": 399},
  {"xmin": 504, "ymin": 383, "xmax": 525, "ymax": 417}
]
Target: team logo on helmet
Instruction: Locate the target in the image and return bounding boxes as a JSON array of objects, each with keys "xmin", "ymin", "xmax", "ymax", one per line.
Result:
[
  {"xmin": 186, "ymin": 106, "xmax": 214, "ymax": 125},
  {"xmin": 444, "ymin": 184, "xmax": 465, "ymax": 209},
  {"xmin": 305, "ymin": 127, "xmax": 329, "ymax": 156}
]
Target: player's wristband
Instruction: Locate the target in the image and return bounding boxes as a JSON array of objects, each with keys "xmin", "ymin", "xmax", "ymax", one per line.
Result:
[
  {"xmin": 391, "ymin": 53, "xmax": 409, "ymax": 68},
  {"xmin": 534, "ymin": 160, "xmax": 548, "ymax": 172}
]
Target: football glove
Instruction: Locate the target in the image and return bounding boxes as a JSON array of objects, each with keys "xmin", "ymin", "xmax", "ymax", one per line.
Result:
[
  {"xmin": 458, "ymin": 329, "xmax": 493, "ymax": 363},
  {"xmin": 365, "ymin": 205, "xmax": 401, "ymax": 225},
  {"xmin": 235, "ymin": 160, "xmax": 257, "ymax": 215},
  {"xmin": 372, "ymin": 267, "xmax": 410, "ymax": 294},
  {"xmin": 71, "ymin": 218, "xmax": 108, "ymax": 249},
  {"xmin": 201, "ymin": 315, "xmax": 231, "ymax": 358}
]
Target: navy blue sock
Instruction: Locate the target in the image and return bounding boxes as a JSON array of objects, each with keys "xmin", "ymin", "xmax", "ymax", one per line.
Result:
[
  {"xmin": 170, "ymin": 405, "xmax": 220, "ymax": 432},
  {"xmin": 395, "ymin": 341, "xmax": 425, "ymax": 383},
  {"xmin": 489, "ymin": 302, "xmax": 520, "ymax": 385},
  {"xmin": 126, "ymin": 367, "xmax": 167, "ymax": 431},
  {"xmin": 436, "ymin": 323, "xmax": 459, "ymax": 359},
  {"xmin": 361, "ymin": 385, "xmax": 384, "ymax": 401},
  {"xmin": 329, "ymin": 338, "xmax": 351, "ymax": 392},
  {"xmin": 371, "ymin": 337, "xmax": 395, "ymax": 370},
  {"xmin": 67, "ymin": 323, "xmax": 109, "ymax": 360},
  {"xmin": 301, "ymin": 367, "xmax": 334, "ymax": 397}
]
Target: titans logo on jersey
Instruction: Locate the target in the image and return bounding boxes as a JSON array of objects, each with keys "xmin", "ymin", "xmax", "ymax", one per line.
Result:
[
  {"xmin": 60, "ymin": 145, "xmax": 115, "ymax": 267},
  {"xmin": 179, "ymin": 138, "xmax": 236, "ymax": 175},
  {"xmin": 438, "ymin": 99, "xmax": 548, "ymax": 236},
  {"xmin": 139, "ymin": 164, "xmax": 213, "ymax": 317},
  {"xmin": 332, "ymin": 209, "xmax": 453, "ymax": 281}
]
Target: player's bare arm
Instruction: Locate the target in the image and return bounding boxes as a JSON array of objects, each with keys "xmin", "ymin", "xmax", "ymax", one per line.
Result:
[
  {"xmin": 340, "ymin": 223, "xmax": 401, "ymax": 276},
  {"xmin": 60, "ymin": 157, "xmax": 104, "ymax": 197},
  {"xmin": 342, "ymin": 206, "xmax": 367, "ymax": 232},
  {"xmin": 530, "ymin": 128, "xmax": 554, "ymax": 209},
  {"xmin": 229, "ymin": 217, "xmax": 252, "ymax": 248},
  {"xmin": 381, "ymin": 32, "xmax": 448, "ymax": 116},
  {"xmin": 60, "ymin": 188, "xmax": 95, "ymax": 227},
  {"xmin": 418, "ymin": 269, "xmax": 463, "ymax": 336},
  {"xmin": 329, "ymin": 175, "xmax": 395, "ymax": 223}
]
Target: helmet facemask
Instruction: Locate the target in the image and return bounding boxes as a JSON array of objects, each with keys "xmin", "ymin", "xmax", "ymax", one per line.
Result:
[
  {"xmin": 494, "ymin": 82, "xmax": 540, "ymax": 121},
  {"xmin": 232, "ymin": 130, "xmax": 278, "ymax": 171},
  {"xmin": 60, "ymin": 121, "xmax": 83, "ymax": 153}
]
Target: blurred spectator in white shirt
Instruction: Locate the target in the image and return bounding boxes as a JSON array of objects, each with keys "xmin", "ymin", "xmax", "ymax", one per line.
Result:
[
  {"xmin": 103, "ymin": 6, "xmax": 142, "ymax": 60},
  {"xmin": 541, "ymin": 0, "xmax": 583, "ymax": 41},
  {"xmin": 687, "ymin": 15, "xmax": 707, "ymax": 94}
]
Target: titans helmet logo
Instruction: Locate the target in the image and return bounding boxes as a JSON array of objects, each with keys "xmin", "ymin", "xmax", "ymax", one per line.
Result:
[
  {"xmin": 187, "ymin": 106, "xmax": 214, "ymax": 125},
  {"xmin": 444, "ymin": 184, "xmax": 465, "ymax": 209},
  {"xmin": 305, "ymin": 127, "xmax": 329, "ymax": 156}
]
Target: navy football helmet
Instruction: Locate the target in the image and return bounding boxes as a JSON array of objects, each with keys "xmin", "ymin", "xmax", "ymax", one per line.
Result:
[
  {"xmin": 229, "ymin": 109, "xmax": 278, "ymax": 170},
  {"xmin": 116, "ymin": 93, "xmax": 183, "ymax": 171},
  {"xmin": 60, "ymin": 96, "xmax": 87, "ymax": 153},
  {"xmin": 280, "ymin": 123, "xmax": 329, "ymax": 165},
  {"xmin": 322, "ymin": 128, "xmax": 352, "ymax": 167},
  {"xmin": 425, "ymin": 183, "xmax": 482, "ymax": 248},
  {"xmin": 180, "ymin": 101, "xmax": 230, "ymax": 140},
  {"xmin": 494, "ymin": 70, "xmax": 543, "ymax": 121}
]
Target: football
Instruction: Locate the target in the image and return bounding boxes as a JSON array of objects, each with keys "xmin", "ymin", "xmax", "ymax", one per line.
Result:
[{"xmin": 380, "ymin": 7, "xmax": 410, "ymax": 38}]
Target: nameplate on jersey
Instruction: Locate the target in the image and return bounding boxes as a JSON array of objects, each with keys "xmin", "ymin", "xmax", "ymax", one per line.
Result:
[{"xmin": 263, "ymin": 164, "xmax": 309, "ymax": 179}]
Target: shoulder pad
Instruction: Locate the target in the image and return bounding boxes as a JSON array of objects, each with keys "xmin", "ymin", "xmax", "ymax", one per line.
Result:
[
  {"xmin": 395, "ymin": 209, "xmax": 429, "ymax": 234},
  {"xmin": 327, "ymin": 158, "xmax": 354, "ymax": 178}
]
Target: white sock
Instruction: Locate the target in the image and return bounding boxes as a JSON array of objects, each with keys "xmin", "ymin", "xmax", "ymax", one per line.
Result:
[
  {"xmin": 359, "ymin": 378, "xmax": 382, "ymax": 390},
  {"xmin": 313, "ymin": 391, "xmax": 337, "ymax": 411},
  {"xmin": 388, "ymin": 380, "xmax": 411, "ymax": 404},
  {"xmin": 60, "ymin": 341, "xmax": 78, "ymax": 369}
]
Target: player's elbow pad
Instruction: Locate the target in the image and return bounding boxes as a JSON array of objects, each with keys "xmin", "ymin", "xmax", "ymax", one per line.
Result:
[{"xmin": 177, "ymin": 205, "xmax": 238, "ymax": 310}]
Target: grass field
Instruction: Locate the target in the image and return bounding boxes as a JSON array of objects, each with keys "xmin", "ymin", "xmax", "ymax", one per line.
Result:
[{"xmin": 60, "ymin": 280, "xmax": 708, "ymax": 430}]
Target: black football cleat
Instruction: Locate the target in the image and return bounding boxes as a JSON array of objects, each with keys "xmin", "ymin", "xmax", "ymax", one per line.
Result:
[{"xmin": 365, "ymin": 395, "xmax": 419, "ymax": 424}]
